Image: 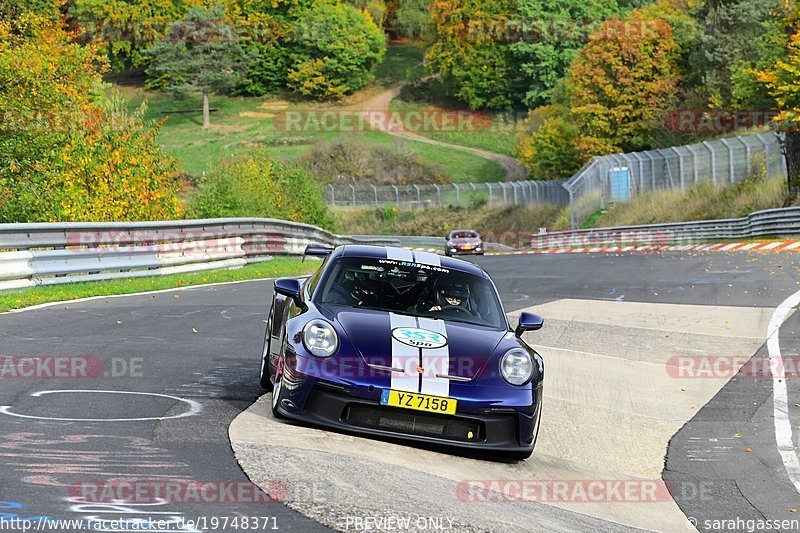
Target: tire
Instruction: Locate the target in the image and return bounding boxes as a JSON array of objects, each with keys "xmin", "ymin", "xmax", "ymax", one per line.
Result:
[
  {"xmin": 259, "ymin": 302, "xmax": 275, "ymax": 390},
  {"xmin": 445, "ymin": 250, "xmax": 451, "ymax": 257},
  {"xmin": 271, "ymin": 371, "xmax": 286, "ymax": 419}
]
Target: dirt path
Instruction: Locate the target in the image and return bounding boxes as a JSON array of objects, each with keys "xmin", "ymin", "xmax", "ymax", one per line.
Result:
[{"xmin": 356, "ymin": 84, "xmax": 529, "ymax": 182}]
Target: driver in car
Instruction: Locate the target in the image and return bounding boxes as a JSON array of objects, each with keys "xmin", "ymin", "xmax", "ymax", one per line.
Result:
[{"xmin": 427, "ymin": 278, "xmax": 472, "ymax": 314}]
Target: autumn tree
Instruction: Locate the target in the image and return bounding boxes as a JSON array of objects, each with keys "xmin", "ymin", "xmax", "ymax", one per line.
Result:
[
  {"xmin": 145, "ymin": 5, "xmax": 250, "ymax": 127},
  {"xmin": 756, "ymin": 28, "xmax": 800, "ymax": 203},
  {"xmin": 690, "ymin": 0, "xmax": 786, "ymax": 109},
  {"xmin": 425, "ymin": 0, "xmax": 525, "ymax": 110},
  {"xmin": 0, "ymin": 7, "xmax": 182, "ymax": 222},
  {"xmin": 567, "ymin": 15, "xmax": 681, "ymax": 153}
]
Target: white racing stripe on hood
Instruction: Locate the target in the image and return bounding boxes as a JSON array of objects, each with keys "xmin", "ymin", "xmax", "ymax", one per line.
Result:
[
  {"xmin": 386, "ymin": 247, "xmax": 414, "ymax": 262},
  {"xmin": 413, "ymin": 251, "xmax": 441, "ymax": 267},
  {"xmin": 389, "ymin": 313, "xmax": 419, "ymax": 393},
  {"xmin": 416, "ymin": 317, "xmax": 450, "ymax": 397}
]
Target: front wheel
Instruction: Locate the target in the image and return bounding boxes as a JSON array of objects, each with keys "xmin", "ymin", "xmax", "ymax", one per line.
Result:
[
  {"xmin": 271, "ymin": 372, "xmax": 286, "ymax": 419},
  {"xmin": 259, "ymin": 303, "xmax": 275, "ymax": 390}
]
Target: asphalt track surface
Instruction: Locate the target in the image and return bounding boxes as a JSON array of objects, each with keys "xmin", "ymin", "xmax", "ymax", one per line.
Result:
[{"xmin": 2, "ymin": 251, "xmax": 800, "ymax": 532}]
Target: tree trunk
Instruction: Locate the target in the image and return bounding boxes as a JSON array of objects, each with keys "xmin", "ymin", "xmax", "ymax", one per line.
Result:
[
  {"xmin": 785, "ymin": 129, "xmax": 800, "ymax": 206},
  {"xmin": 202, "ymin": 91, "xmax": 210, "ymax": 128}
]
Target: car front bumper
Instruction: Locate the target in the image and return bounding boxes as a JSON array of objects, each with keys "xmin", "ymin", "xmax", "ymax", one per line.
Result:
[{"xmin": 274, "ymin": 367, "xmax": 541, "ymax": 454}]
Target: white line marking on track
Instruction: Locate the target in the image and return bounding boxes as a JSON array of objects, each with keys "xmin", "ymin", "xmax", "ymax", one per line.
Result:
[
  {"xmin": 768, "ymin": 289, "xmax": 800, "ymax": 494},
  {"xmin": 0, "ymin": 390, "xmax": 202, "ymax": 422}
]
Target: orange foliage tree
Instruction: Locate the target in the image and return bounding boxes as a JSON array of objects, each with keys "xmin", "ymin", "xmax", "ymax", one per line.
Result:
[
  {"xmin": 568, "ymin": 15, "xmax": 682, "ymax": 154},
  {"xmin": 0, "ymin": 8, "xmax": 182, "ymax": 222}
]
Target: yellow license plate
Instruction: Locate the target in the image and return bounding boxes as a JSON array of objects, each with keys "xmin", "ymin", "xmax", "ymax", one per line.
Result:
[
  {"xmin": 380, "ymin": 389, "xmax": 457, "ymax": 415},
  {"xmin": 462, "ymin": 245, "xmax": 473, "ymax": 249}
]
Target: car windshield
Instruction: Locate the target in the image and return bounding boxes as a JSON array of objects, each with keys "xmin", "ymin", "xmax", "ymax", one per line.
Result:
[
  {"xmin": 318, "ymin": 257, "xmax": 506, "ymax": 329},
  {"xmin": 452, "ymin": 231, "xmax": 478, "ymax": 239}
]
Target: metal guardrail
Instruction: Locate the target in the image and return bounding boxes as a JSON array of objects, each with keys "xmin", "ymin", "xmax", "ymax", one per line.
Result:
[
  {"xmin": 0, "ymin": 218, "xmax": 406, "ymax": 291},
  {"xmin": 530, "ymin": 206, "xmax": 800, "ymax": 249}
]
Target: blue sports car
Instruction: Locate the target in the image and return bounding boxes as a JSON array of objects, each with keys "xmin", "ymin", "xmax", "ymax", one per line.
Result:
[{"xmin": 259, "ymin": 245, "xmax": 544, "ymax": 460}]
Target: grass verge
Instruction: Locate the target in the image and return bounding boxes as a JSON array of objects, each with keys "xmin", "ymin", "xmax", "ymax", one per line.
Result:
[{"xmin": 0, "ymin": 258, "xmax": 318, "ymax": 313}]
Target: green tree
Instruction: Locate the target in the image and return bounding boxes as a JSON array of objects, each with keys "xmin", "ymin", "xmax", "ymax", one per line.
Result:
[
  {"xmin": 287, "ymin": 1, "xmax": 386, "ymax": 99},
  {"xmin": 690, "ymin": 0, "xmax": 786, "ymax": 109},
  {"xmin": 511, "ymin": 0, "xmax": 622, "ymax": 107},
  {"xmin": 425, "ymin": 0, "xmax": 524, "ymax": 110},
  {"xmin": 394, "ymin": 0, "xmax": 433, "ymax": 41},
  {"xmin": 71, "ymin": 0, "xmax": 202, "ymax": 69},
  {"xmin": 145, "ymin": 5, "xmax": 251, "ymax": 127}
]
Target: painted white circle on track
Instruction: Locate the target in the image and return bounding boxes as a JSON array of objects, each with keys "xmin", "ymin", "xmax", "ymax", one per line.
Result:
[{"xmin": 0, "ymin": 390, "xmax": 202, "ymax": 422}]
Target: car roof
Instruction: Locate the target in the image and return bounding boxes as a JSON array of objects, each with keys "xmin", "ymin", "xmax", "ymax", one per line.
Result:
[
  {"xmin": 450, "ymin": 229, "xmax": 479, "ymax": 235},
  {"xmin": 338, "ymin": 245, "xmax": 487, "ymax": 278}
]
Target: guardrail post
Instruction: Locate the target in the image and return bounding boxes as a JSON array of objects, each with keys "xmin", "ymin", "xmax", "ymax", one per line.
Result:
[
  {"xmin": 740, "ymin": 136, "xmax": 752, "ymax": 179},
  {"xmin": 685, "ymin": 144, "xmax": 700, "ymax": 185},
  {"xmin": 721, "ymin": 138, "xmax": 735, "ymax": 184},
  {"xmin": 487, "ymin": 183, "xmax": 493, "ymax": 206},
  {"xmin": 512, "ymin": 182, "xmax": 518, "ymax": 205},
  {"xmin": 350, "ymin": 184, "xmax": 356, "ymax": 206},
  {"xmin": 434, "ymin": 184, "xmax": 441, "ymax": 206},
  {"xmin": 568, "ymin": 188, "xmax": 576, "ymax": 229},
  {"xmin": 628, "ymin": 153, "xmax": 644, "ymax": 195},
  {"xmin": 756, "ymin": 133, "xmax": 770, "ymax": 177},
  {"xmin": 392, "ymin": 185, "xmax": 399, "ymax": 206},
  {"xmin": 454, "ymin": 183, "xmax": 461, "ymax": 205},
  {"xmin": 500, "ymin": 183, "xmax": 508, "ymax": 204},
  {"xmin": 372, "ymin": 185, "xmax": 378, "ymax": 205},
  {"xmin": 413, "ymin": 184, "xmax": 420, "ymax": 204},
  {"xmin": 702, "ymin": 141, "xmax": 717, "ymax": 186},
  {"xmin": 671, "ymin": 147, "xmax": 685, "ymax": 191},
  {"xmin": 328, "ymin": 184, "xmax": 335, "ymax": 206},
  {"xmin": 644, "ymin": 151, "xmax": 656, "ymax": 191}
]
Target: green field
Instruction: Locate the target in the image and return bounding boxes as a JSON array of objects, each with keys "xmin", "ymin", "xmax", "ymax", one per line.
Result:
[
  {"xmin": 389, "ymin": 100, "xmax": 519, "ymax": 157},
  {"xmin": 116, "ymin": 46, "xmax": 505, "ymax": 183}
]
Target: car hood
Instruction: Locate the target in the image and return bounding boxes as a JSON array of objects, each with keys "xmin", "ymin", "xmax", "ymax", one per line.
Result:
[
  {"xmin": 325, "ymin": 305, "xmax": 506, "ymax": 380},
  {"xmin": 450, "ymin": 238, "xmax": 481, "ymax": 245}
]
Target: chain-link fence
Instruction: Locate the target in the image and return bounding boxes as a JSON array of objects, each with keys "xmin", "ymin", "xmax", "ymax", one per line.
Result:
[
  {"xmin": 325, "ymin": 132, "xmax": 787, "ymax": 230},
  {"xmin": 324, "ymin": 180, "xmax": 569, "ymax": 208},
  {"xmin": 563, "ymin": 132, "xmax": 787, "ymax": 229}
]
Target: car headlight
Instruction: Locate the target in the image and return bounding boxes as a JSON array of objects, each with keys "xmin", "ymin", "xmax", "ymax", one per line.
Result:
[
  {"xmin": 302, "ymin": 320, "xmax": 338, "ymax": 357},
  {"xmin": 500, "ymin": 349, "xmax": 533, "ymax": 385}
]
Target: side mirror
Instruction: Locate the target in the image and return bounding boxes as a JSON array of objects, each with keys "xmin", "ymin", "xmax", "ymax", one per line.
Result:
[
  {"xmin": 274, "ymin": 278, "xmax": 303, "ymax": 307},
  {"xmin": 515, "ymin": 312, "xmax": 543, "ymax": 337}
]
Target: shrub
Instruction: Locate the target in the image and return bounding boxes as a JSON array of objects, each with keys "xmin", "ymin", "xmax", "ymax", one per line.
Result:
[
  {"xmin": 299, "ymin": 140, "xmax": 449, "ymax": 185},
  {"xmin": 287, "ymin": 1, "xmax": 387, "ymax": 99},
  {"xmin": 515, "ymin": 105, "xmax": 583, "ymax": 180},
  {"xmin": 190, "ymin": 148, "xmax": 336, "ymax": 230}
]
